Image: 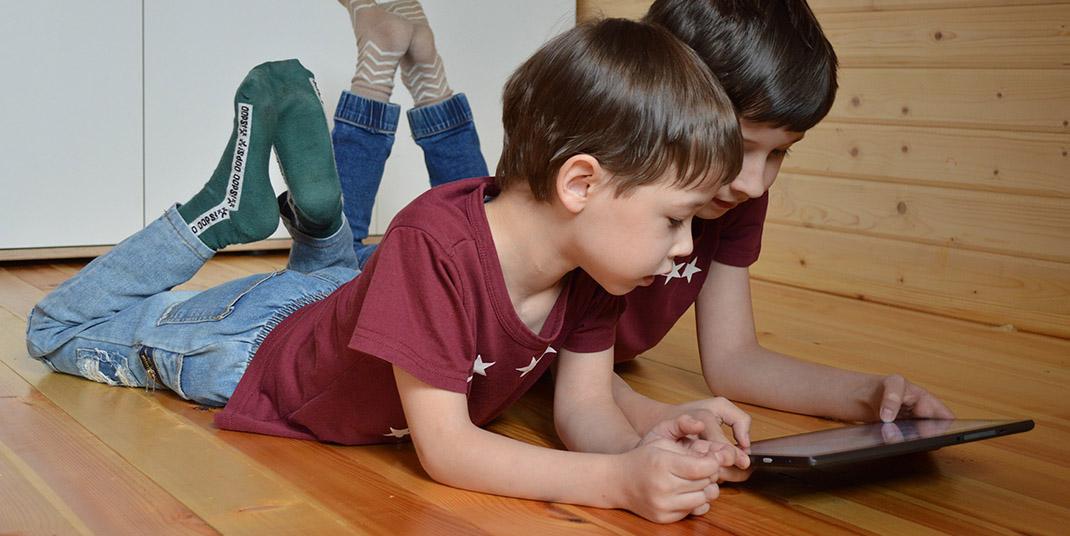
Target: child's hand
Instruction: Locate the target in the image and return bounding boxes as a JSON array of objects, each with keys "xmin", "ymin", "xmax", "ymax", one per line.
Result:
[
  {"xmin": 640, "ymin": 415, "xmax": 752, "ymax": 495},
  {"xmin": 617, "ymin": 435, "xmax": 726, "ymax": 523},
  {"xmin": 875, "ymin": 374, "xmax": 955, "ymax": 423},
  {"xmin": 651, "ymin": 398, "xmax": 752, "ymax": 476}
]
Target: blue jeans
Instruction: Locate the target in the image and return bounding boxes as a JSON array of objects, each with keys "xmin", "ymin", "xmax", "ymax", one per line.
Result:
[
  {"xmin": 333, "ymin": 91, "xmax": 488, "ymax": 267},
  {"xmin": 25, "ymin": 206, "xmax": 359, "ymax": 407}
]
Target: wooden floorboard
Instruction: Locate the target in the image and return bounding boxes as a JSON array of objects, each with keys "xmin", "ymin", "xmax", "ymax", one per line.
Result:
[
  {"xmin": 1, "ymin": 252, "xmax": 1068, "ymax": 534},
  {"xmin": 0, "ymin": 360, "xmax": 217, "ymax": 535}
]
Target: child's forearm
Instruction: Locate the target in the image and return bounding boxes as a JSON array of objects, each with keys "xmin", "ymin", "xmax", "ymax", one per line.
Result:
[
  {"xmin": 416, "ymin": 422, "xmax": 625, "ymax": 509},
  {"xmin": 554, "ymin": 393, "xmax": 642, "ymax": 454},
  {"xmin": 703, "ymin": 343, "xmax": 880, "ymax": 421},
  {"xmin": 611, "ymin": 374, "xmax": 673, "ymax": 436}
]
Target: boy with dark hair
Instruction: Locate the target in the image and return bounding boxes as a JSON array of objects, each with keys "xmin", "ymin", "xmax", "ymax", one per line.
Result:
[
  {"xmin": 609, "ymin": 0, "xmax": 954, "ymax": 475},
  {"xmin": 26, "ymin": 19, "xmax": 751, "ymax": 523}
]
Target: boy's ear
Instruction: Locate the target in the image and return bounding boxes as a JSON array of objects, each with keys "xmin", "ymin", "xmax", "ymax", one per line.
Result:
[{"xmin": 554, "ymin": 154, "xmax": 606, "ymax": 214}]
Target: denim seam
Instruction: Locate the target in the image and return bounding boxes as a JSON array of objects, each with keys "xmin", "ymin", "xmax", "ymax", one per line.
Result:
[
  {"xmin": 164, "ymin": 208, "xmax": 213, "ymax": 262},
  {"xmin": 250, "ymin": 291, "xmax": 332, "ymax": 357},
  {"xmin": 333, "ymin": 116, "xmax": 398, "ymax": 136},
  {"xmin": 156, "ymin": 271, "xmax": 282, "ymax": 325},
  {"xmin": 411, "ymin": 118, "xmax": 474, "ymax": 140}
]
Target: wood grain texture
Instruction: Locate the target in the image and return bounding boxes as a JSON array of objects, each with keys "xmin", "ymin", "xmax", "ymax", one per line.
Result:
[
  {"xmin": 785, "ymin": 122, "xmax": 1070, "ymax": 197},
  {"xmin": 832, "ymin": 68, "xmax": 1070, "ymax": 133},
  {"xmin": 809, "ymin": 0, "xmax": 1070, "ymax": 13},
  {"xmin": 821, "ymin": 5, "xmax": 1070, "ymax": 68},
  {"xmin": 3, "ymin": 251, "xmax": 1069, "ymax": 534},
  {"xmin": 767, "ymin": 173, "xmax": 1070, "ymax": 263},
  {"xmin": 751, "ymin": 223, "xmax": 1070, "ymax": 338},
  {"xmin": 0, "ymin": 361, "xmax": 217, "ymax": 536}
]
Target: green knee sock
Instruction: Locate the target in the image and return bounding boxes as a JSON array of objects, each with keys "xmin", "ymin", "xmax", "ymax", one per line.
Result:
[
  {"xmin": 178, "ymin": 65, "xmax": 280, "ymax": 250},
  {"xmin": 267, "ymin": 60, "xmax": 343, "ymax": 238}
]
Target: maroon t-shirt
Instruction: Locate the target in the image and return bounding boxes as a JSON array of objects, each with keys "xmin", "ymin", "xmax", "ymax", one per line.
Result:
[
  {"xmin": 216, "ymin": 178, "xmax": 624, "ymax": 445},
  {"xmin": 614, "ymin": 193, "xmax": 768, "ymax": 362}
]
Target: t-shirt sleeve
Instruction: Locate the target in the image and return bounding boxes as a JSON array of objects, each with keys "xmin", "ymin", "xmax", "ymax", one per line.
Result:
[
  {"xmin": 348, "ymin": 227, "xmax": 475, "ymax": 394},
  {"xmin": 714, "ymin": 192, "xmax": 769, "ymax": 267},
  {"xmin": 560, "ymin": 272, "xmax": 626, "ymax": 354}
]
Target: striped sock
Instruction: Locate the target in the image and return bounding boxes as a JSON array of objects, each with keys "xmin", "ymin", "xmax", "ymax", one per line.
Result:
[
  {"xmin": 381, "ymin": 0, "xmax": 453, "ymax": 107},
  {"xmin": 338, "ymin": 0, "xmax": 412, "ymax": 103}
]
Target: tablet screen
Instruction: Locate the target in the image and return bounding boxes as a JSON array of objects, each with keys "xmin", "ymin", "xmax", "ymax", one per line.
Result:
[{"xmin": 749, "ymin": 419, "xmax": 1032, "ymax": 465}]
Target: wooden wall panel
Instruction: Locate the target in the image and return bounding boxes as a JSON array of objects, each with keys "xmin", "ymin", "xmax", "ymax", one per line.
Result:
[
  {"xmin": 752, "ymin": 223, "xmax": 1070, "ymax": 338},
  {"xmin": 821, "ymin": 5, "xmax": 1070, "ymax": 68},
  {"xmin": 809, "ymin": 0, "xmax": 1070, "ymax": 13},
  {"xmin": 577, "ymin": 0, "xmax": 647, "ymax": 21},
  {"xmin": 768, "ymin": 174, "xmax": 1070, "ymax": 263},
  {"xmin": 578, "ymin": 0, "xmax": 1069, "ymax": 338},
  {"xmin": 785, "ymin": 123, "xmax": 1070, "ymax": 197},
  {"xmin": 832, "ymin": 69, "xmax": 1070, "ymax": 133}
]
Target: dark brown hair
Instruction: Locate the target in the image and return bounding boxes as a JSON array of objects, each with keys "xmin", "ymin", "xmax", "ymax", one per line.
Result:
[
  {"xmin": 645, "ymin": 0, "xmax": 838, "ymax": 131},
  {"xmin": 496, "ymin": 18, "xmax": 741, "ymax": 201}
]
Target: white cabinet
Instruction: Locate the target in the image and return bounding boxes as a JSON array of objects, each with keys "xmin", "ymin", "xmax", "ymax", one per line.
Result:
[
  {"xmin": 0, "ymin": 0, "xmax": 143, "ymax": 249},
  {"xmin": 1, "ymin": 0, "xmax": 574, "ymax": 253}
]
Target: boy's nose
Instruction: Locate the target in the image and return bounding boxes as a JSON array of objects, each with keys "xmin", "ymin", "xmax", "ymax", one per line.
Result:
[
  {"xmin": 669, "ymin": 227, "xmax": 694, "ymax": 259},
  {"xmin": 731, "ymin": 166, "xmax": 767, "ymax": 200}
]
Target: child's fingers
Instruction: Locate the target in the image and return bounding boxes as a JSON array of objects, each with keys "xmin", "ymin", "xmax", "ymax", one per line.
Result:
[
  {"xmin": 716, "ymin": 465, "xmax": 753, "ymax": 483},
  {"xmin": 880, "ymin": 374, "xmax": 907, "ymax": 422},
  {"xmin": 714, "ymin": 400, "xmax": 752, "ymax": 448},
  {"xmin": 690, "ymin": 502, "xmax": 711, "ymax": 517}
]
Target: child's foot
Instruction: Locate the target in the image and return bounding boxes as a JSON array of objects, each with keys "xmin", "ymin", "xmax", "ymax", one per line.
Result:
[
  {"xmin": 381, "ymin": 0, "xmax": 453, "ymax": 107},
  {"xmin": 178, "ymin": 66, "xmax": 279, "ymax": 251},
  {"xmin": 266, "ymin": 60, "xmax": 344, "ymax": 238},
  {"xmin": 338, "ymin": 0, "xmax": 413, "ymax": 103}
]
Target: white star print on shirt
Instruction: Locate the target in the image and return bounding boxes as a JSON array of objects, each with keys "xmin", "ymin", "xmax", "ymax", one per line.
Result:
[
  {"xmin": 516, "ymin": 346, "xmax": 556, "ymax": 378},
  {"xmin": 384, "ymin": 427, "xmax": 410, "ymax": 438},
  {"xmin": 472, "ymin": 354, "xmax": 495, "ymax": 377},
  {"xmin": 680, "ymin": 257, "xmax": 703, "ymax": 283},
  {"xmin": 663, "ymin": 257, "xmax": 702, "ymax": 284},
  {"xmin": 662, "ymin": 262, "xmax": 685, "ymax": 284}
]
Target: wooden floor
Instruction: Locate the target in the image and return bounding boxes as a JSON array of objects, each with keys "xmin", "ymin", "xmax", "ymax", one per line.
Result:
[{"xmin": 1, "ymin": 252, "xmax": 1067, "ymax": 535}]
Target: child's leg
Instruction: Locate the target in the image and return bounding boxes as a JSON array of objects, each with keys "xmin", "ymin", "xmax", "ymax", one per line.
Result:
[
  {"xmin": 408, "ymin": 93, "xmax": 489, "ymax": 187},
  {"xmin": 389, "ymin": 0, "xmax": 486, "ymax": 185},
  {"xmin": 332, "ymin": 92, "xmax": 400, "ymax": 268},
  {"xmin": 27, "ymin": 59, "xmax": 283, "ymax": 361},
  {"xmin": 24, "ymin": 62, "xmax": 341, "ymax": 406},
  {"xmin": 338, "ymin": 0, "xmax": 413, "ymax": 103},
  {"xmin": 383, "ymin": 0, "xmax": 454, "ymax": 107}
]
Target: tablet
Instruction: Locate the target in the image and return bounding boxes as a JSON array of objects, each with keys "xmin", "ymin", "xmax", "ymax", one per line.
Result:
[{"xmin": 748, "ymin": 419, "xmax": 1034, "ymax": 469}]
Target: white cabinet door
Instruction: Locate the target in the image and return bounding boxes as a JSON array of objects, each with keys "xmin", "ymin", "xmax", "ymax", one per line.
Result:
[
  {"xmin": 0, "ymin": 0, "xmax": 143, "ymax": 249},
  {"xmin": 145, "ymin": 0, "xmax": 574, "ymax": 237}
]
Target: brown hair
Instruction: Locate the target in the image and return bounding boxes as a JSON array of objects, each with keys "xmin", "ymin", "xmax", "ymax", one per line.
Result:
[
  {"xmin": 645, "ymin": 0, "xmax": 838, "ymax": 131},
  {"xmin": 496, "ymin": 18, "xmax": 741, "ymax": 201}
]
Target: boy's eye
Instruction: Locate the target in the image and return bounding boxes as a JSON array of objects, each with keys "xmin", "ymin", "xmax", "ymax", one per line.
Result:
[{"xmin": 668, "ymin": 218, "xmax": 685, "ymax": 228}]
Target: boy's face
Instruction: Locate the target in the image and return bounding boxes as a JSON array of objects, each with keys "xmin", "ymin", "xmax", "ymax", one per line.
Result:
[
  {"xmin": 695, "ymin": 120, "xmax": 805, "ymax": 220},
  {"xmin": 575, "ymin": 176, "xmax": 718, "ymax": 295}
]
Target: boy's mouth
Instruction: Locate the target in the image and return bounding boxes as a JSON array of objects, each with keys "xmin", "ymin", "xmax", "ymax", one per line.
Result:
[{"xmin": 712, "ymin": 198, "xmax": 738, "ymax": 210}]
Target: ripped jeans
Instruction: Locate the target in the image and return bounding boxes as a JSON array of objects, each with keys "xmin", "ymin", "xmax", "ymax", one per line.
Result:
[{"xmin": 25, "ymin": 206, "xmax": 358, "ymax": 406}]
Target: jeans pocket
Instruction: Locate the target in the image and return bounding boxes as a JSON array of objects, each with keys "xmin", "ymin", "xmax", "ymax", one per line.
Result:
[{"xmin": 157, "ymin": 271, "xmax": 281, "ymax": 325}]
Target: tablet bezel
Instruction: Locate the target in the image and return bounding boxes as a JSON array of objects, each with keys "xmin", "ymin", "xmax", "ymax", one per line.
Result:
[{"xmin": 748, "ymin": 419, "xmax": 1035, "ymax": 469}]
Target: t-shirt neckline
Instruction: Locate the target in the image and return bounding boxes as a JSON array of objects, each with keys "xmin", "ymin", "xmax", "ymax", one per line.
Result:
[{"xmin": 468, "ymin": 179, "xmax": 570, "ymax": 349}]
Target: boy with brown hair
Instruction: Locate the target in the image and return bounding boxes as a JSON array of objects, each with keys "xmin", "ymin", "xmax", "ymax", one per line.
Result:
[
  {"xmin": 609, "ymin": 0, "xmax": 954, "ymax": 475},
  {"xmin": 26, "ymin": 19, "xmax": 750, "ymax": 523}
]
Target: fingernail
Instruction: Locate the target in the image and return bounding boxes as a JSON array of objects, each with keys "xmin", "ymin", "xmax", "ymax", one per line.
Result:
[{"xmin": 880, "ymin": 408, "xmax": 895, "ymax": 422}]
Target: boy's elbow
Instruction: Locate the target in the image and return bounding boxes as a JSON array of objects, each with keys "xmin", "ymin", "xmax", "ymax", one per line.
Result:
[{"xmin": 408, "ymin": 429, "xmax": 473, "ymax": 488}]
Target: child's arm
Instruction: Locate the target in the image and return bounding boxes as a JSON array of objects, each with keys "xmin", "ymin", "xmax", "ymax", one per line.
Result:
[
  {"xmin": 693, "ymin": 262, "xmax": 955, "ymax": 422},
  {"xmin": 393, "ymin": 364, "xmax": 725, "ymax": 523}
]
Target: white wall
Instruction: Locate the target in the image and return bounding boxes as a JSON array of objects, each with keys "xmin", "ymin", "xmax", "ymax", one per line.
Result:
[{"xmin": 0, "ymin": 0, "xmax": 575, "ymax": 250}]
